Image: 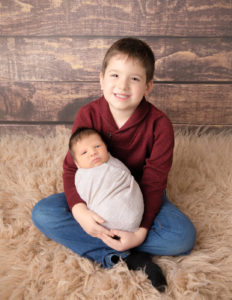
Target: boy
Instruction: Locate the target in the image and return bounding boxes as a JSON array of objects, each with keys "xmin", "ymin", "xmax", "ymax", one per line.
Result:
[
  {"xmin": 69, "ymin": 127, "xmax": 144, "ymax": 232},
  {"xmin": 32, "ymin": 37, "xmax": 196, "ymax": 292}
]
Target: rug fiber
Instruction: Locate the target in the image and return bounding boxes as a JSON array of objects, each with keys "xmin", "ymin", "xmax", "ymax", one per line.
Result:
[{"xmin": 0, "ymin": 129, "xmax": 232, "ymax": 299}]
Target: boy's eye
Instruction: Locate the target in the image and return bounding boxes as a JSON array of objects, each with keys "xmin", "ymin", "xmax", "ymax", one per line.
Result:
[
  {"xmin": 81, "ymin": 151, "xmax": 87, "ymax": 155},
  {"xmin": 131, "ymin": 77, "xmax": 140, "ymax": 81},
  {"xmin": 95, "ymin": 145, "xmax": 100, "ymax": 148},
  {"xmin": 111, "ymin": 74, "xmax": 118, "ymax": 78}
]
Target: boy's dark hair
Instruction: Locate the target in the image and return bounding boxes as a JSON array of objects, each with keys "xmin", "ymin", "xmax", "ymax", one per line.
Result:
[
  {"xmin": 69, "ymin": 127, "xmax": 105, "ymax": 159},
  {"xmin": 102, "ymin": 37, "xmax": 155, "ymax": 83}
]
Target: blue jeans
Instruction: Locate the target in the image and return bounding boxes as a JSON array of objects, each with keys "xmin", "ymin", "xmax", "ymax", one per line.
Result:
[{"xmin": 32, "ymin": 192, "xmax": 196, "ymax": 268}]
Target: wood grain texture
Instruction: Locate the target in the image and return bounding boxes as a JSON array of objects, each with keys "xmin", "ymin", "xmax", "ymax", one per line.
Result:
[
  {"xmin": 1, "ymin": 37, "xmax": 231, "ymax": 82},
  {"xmin": 0, "ymin": 124, "xmax": 71, "ymax": 136},
  {"xmin": 1, "ymin": 0, "xmax": 231, "ymax": 133},
  {"xmin": 0, "ymin": 82, "xmax": 100, "ymax": 122},
  {"xmin": 0, "ymin": 0, "xmax": 231, "ymax": 36},
  {"xmin": 150, "ymin": 83, "xmax": 232, "ymax": 125},
  {"xmin": 1, "ymin": 82, "xmax": 231, "ymax": 126},
  {"xmin": 1, "ymin": 124, "xmax": 232, "ymax": 137}
]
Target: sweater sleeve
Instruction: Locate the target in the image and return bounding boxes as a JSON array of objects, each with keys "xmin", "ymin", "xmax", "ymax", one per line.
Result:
[
  {"xmin": 62, "ymin": 107, "xmax": 93, "ymax": 211},
  {"xmin": 139, "ymin": 115, "xmax": 174, "ymax": 229}
]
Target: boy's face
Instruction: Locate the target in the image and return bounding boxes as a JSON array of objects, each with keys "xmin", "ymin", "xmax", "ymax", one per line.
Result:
[
  {"xmin": 100, "ymin": 54, "xmax": 153, "ymax": 117},
  {"xmin": 73, "ymin": 134, "xmax": 109, "ymax": 169}
]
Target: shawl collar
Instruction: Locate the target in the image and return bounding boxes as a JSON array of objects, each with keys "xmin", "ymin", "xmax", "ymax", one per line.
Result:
[{"xmin": 98, "ymin": 96, "xmax": 151, "ymax": 132}]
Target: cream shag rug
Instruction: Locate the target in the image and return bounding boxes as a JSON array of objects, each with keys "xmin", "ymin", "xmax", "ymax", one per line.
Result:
[{"xmin": 0, "ymin": 129, "xmax": 232, "ymax": 300}]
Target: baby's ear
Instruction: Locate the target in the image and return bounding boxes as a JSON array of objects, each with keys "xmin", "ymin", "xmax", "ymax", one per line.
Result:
[{"xmin": 74, "ymin": 160, "xmax": 79, "ymax": 168}]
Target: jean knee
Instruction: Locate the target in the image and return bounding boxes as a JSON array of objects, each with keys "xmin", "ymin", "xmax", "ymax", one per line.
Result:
[
  {"xmin": 179, "ymin": 218, "xmax": 197, "ymax": 254},
  {"xmin": 165, "ymin": 212, "xmax": 196, "ymax": 255},
  {"xmin": 32, "ymin": 200, "xmax": 47, "ymax": 230}
]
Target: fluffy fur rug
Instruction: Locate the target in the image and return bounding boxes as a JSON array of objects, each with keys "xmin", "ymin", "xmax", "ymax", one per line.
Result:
[{"xmin": 0, "ymin": 128, "xmax": 232, "ymax": 300}]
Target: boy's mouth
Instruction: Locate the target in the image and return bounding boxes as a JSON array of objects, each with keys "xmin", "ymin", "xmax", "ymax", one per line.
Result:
[{"xmin": 114, "ymin": 93, "xmax": 130, "ymax": 100}]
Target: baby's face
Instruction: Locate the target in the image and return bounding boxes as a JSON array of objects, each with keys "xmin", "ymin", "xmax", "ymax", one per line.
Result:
[{"xmin": 73, "ymin": 134, "xmax": 109, "ymax": 169}]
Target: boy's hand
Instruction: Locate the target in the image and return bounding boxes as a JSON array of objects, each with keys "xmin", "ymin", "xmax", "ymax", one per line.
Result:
[
  {"xmin": 101, "ymin": 227, "xmax": 148, "ymax": 252},
  {"xmin": 72, "ymin": 203, "xmax": 113, "ymax": 239}
]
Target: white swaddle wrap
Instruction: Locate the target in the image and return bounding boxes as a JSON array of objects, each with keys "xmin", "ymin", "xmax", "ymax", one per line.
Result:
[{"xmin": 75, "ymin": 154, "xmax": 144, "ymax": 232}]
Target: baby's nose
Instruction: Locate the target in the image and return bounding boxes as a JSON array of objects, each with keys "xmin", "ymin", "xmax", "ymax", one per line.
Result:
[{"xmin": 90, "ymin": 148, "xmax": 97, "ymax": 155}]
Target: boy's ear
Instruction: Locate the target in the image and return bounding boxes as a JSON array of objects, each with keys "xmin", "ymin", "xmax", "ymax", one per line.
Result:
[
  {"xmin": 144, "ymin": 80, "xmax": 153, "ymax": 96},
  {"xmin": 99, "ymin": 72, "xmax": 104, "ymax": 90}
]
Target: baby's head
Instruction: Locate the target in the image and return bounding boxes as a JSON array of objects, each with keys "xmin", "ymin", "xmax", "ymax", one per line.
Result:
[
  {"xmin": 69, "ymin": 127, "xmax": 109, "ymax": 169},
  {"xmin": 101, "ymin": 37, "xmax": 155, "ymax": 83}
]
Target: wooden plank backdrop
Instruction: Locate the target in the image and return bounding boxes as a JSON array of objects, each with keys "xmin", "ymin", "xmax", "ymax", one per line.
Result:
[{"xmin": 0, "ymin": 0, "xmax": 232, "ymax": 135}]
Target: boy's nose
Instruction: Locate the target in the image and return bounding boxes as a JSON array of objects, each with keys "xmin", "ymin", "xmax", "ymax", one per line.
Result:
[{"xmin": 117, "ymin": 78, "xmax": 129, "ymax": 91}]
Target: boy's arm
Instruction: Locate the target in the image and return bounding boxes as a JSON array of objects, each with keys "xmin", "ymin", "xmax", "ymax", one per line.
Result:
[
  {"xmin": 63, "ymin": 151, "xmax": 85, "ymax": 210},
  {"xmin": 139, "ymin": 116, "xmax": 174, "ymax": 229},
  {"xmin": 63, "ymin": 106, "xmax": 93, "ymax": 211},
  {"xmin": 72, "ymin": 203, "xmax": 113, "ymax": 238},
  {"xmin": 102, "ymin": 227, "xmax": 148, "ymax": 251}
]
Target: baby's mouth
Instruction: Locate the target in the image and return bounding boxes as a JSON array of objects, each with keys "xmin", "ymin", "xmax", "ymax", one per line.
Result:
[{"xmin": 92, "ymin": 157, "xmax": 100, "ymax": 163}]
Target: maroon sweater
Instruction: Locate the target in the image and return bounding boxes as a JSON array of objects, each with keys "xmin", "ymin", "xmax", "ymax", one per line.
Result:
[{"xmin": 63, "ymin": 96, "xmax": 174, "ymax": 229}]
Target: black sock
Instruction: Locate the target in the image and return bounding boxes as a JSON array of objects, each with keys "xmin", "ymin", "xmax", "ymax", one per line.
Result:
[{"xmin": 124, "ymin": 251, "xmax": 167, "ymax": 292}]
